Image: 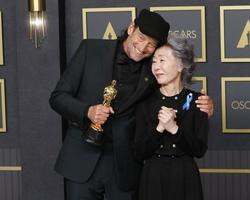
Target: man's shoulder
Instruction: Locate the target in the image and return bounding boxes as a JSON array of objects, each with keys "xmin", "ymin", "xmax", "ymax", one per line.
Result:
[{"xmin": 76, "ymin": 39, "xmax": 118, "ymax": 53}]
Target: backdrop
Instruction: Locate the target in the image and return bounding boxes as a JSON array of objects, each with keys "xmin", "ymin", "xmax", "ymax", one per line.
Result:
[{"xmin": 0, "ymin": 0, "xmax": 250, "ymax": 199}]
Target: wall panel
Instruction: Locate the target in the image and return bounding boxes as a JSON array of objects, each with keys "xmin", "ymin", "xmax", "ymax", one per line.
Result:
[
  {"xmin": 0, "ymin": 0, "xmax": 249, "ymax": 199},
  {"xmin": 64, "ymin": 0, "xmax": 250, "ymax": 199},
  {"xmin": 0, "ymin": 0, "xmax": 64, "ymax": 199}
]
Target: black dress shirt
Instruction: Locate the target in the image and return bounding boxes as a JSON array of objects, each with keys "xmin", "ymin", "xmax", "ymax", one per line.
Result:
[{"xmin": 103, "ymin": 40, "xmax": 143, "ymax": 143}]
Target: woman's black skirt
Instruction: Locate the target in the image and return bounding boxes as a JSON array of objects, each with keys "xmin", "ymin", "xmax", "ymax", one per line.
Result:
[{"xmin": 139, "ymin": 155, "xmax": 203, "ymax": 200}]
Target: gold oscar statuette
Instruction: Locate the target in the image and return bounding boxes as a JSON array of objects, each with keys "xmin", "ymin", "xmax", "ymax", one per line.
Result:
[{"xmin": 82, "ymin": 80, "xmax": 117, "ymax": 146}]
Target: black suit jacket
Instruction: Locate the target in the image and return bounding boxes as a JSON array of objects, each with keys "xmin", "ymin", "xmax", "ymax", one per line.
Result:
[{"xmin": 49, "ymin": 39, "xmax": 157, "ymax": 191}]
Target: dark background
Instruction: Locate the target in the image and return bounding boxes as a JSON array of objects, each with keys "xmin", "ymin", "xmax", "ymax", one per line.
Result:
[{"xmin": 0, "ymin": 0, "xmax": 249, "ymax": 199}]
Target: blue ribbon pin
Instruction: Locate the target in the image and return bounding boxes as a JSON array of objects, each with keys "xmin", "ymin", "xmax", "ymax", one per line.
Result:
[{"xmin": 182, "ymin": 93, "xmax": 193, "ymax": 111}]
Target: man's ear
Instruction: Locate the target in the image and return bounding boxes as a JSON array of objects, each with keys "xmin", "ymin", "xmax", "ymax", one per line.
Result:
[{"xmin": 127, "ymin": 22, "xmax": 136, "ymax": 35}]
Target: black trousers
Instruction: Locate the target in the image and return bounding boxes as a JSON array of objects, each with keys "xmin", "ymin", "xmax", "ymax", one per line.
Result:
[{"xmin": 65, "ymin": 150, "xmax": 136, "ymax": 200}]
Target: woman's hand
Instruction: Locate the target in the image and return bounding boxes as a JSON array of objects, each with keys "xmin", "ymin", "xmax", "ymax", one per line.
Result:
[{"xmin": 156, "ymin": 106, "xmax": 178, "ymax": 134}]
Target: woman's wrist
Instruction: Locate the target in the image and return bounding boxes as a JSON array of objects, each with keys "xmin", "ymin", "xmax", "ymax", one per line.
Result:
[
  {"xmin": 156, "ymin": 125, "xmax": 164, "ymax": 133},
  {"xmin": 168, "ymin": 125, "xmax": 178, "ymax": 135}
]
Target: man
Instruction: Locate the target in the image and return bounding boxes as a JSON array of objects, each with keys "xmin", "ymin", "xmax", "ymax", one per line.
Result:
[{"xmin": 50, "ymin": 9, "xmax": 213, "ymax": 200}]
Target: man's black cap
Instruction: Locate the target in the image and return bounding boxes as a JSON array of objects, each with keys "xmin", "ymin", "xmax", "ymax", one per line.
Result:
[{"xmin": 134, "ymin": 9, "xmax": 170, "ymax": 46}]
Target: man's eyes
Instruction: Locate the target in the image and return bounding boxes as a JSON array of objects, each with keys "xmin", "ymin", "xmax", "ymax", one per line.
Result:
[
  {"xmin": 138, "ymin": 35, "xmax": 157, "ymax": 48},
  {"xmin": 148, "ymin": 44, "xmax": 156, "ymax": 49},
  {"xmin": 138, "ymin": 35, "xmax": 144, "ymax": 41}
]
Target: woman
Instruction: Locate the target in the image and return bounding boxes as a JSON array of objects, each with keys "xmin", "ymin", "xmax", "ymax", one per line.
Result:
[{"xmin": 134, "ymin": 34, "xmax": 208, "ymax": 200}]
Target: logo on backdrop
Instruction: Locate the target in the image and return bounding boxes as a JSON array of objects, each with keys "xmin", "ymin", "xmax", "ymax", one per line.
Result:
[
  {"xmin": 231, "ymin": 100, "xmax": 250, "ymax": 110},
  {"xmin": 169, "ymin": 30, "xmax": 197, "ymax": 39},
  {"xmin": 82, "ymin": 7, "xmax": 136, "ymax": 39},
  {"xmin": 237, "ymin": 20, "xmax": 250, "ymax": 49},
  {"xmin": 103, "ymin": 22, "xmax": 117, "ymax": 39},
  {"xmin": 220, "ymin": 6, "xmax": 250, "ymax": 62},
  {"xmin": 150, "ymin": 6, "xmax": 206, "ymax": 62},
  {"xmin": 221, "ymin": 77, "xmax": 250, "ymax": 133}
]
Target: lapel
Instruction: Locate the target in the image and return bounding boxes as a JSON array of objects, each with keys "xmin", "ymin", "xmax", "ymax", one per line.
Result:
[{"xmin": 117, "ymin": 59, "xmax": 156, "ymax": 114}]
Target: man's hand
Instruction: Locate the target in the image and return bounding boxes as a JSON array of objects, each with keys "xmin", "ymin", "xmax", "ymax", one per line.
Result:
[
  {"xmin": 87, "ymin": 104, "xmax": 114, "ymax": 125},
  {"xmin": 195, "ymin": 95, "xmax": 214, "ymax": 118}
]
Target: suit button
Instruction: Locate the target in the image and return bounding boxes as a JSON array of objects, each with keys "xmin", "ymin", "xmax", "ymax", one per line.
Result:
[
  {"xmin": 172, "ymin": 144, "xmax": 176, "ymax": 148},
  {"xmin": 171, "ymin": 155, "xmax": 175, "ymax": 158},
  {"xmin": 157, "ymin": 155, "xmax": 161, "ymax": 158},
  {"xmin": 160, "ymin": 145, "xmax": 164, "ymax": 149}
]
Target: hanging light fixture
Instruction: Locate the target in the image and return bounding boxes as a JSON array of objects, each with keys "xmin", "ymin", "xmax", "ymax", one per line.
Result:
[{"xmin": 28, "ymin": 0, "xmax": 46, "ymax": 48}]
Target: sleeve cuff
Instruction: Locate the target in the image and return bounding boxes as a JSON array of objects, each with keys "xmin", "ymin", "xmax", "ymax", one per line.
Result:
[{"xmin": 79, "ymin": 104, "xmax": 91, "ymax": 130}]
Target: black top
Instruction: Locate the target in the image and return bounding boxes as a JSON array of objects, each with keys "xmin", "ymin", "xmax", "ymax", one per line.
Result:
[
  {"xmin": 134, "ymin": 88, "xmax": 208, "ymax": 161},
  {"xmin": 103, "ymin": 40, "xmax": 143, "ymax": 143},
  {"xmin": 50, "ymin": 38, "xmax": 157, "ymax": 189},
  {"xmin": 112, "ymin": 42, "xmax": 142, "ymax": 110}
]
